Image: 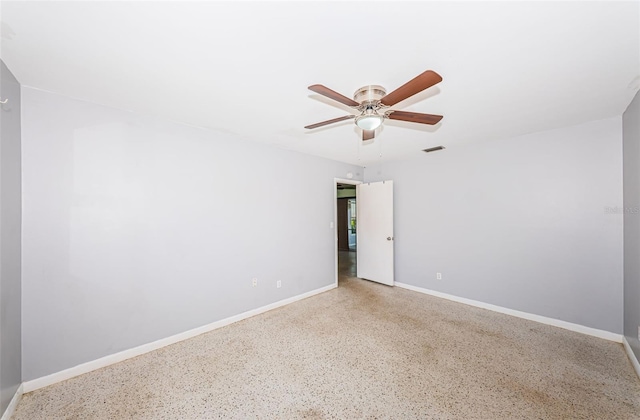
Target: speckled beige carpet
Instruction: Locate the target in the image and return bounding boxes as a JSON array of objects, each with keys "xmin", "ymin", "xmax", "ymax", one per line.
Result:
[{"xmin": 12, "ymin": 252, "xmax": 640, "ymax": 419}]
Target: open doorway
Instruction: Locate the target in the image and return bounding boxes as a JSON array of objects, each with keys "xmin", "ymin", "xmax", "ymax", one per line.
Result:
[
  {"xmin": 334, "ymin": 179, "xmax": 395, "ymax": 287},
  {"xmin": 336, "ymin": 181, "xmax": 358, "ymax": 285}
]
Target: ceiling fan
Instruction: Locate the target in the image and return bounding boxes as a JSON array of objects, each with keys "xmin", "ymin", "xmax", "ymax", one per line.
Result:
[{"xmin": 305, "ymin": 70, "xmax": 443, "ymax": 141}]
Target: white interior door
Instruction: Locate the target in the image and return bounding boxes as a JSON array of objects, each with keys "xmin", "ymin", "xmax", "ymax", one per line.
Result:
[{"xmin": 357, "ymin": 181, "xmax": 394, "ymax": 286}]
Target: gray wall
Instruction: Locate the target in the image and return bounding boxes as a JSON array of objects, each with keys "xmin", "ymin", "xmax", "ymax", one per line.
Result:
[
  {"xmin": 365, "ymin": 117, "xmax": 624, "ymax": 333},
  {"xmin": 0, "ymin": 60, "xmax": 22, "ymax": 413},
  {"xmin": 624, "ymin": 90, "xmax": 640, "ymax": 360},
  {"xmin": 21, "ymin": 87, "xmax": 362, "ymax": 381}
]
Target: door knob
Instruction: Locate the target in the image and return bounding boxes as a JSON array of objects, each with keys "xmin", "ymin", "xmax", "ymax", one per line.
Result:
[{"xmin": 387, "ymin": 237, "xmax": 393, "ymax": 241}]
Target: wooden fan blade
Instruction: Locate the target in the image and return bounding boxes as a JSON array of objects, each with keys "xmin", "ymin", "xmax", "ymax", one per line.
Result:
[
  {"xmin": 304, "ymin": 115, "xmax": 355, "ymax": 129},
  {"xmin": 380, "ymin": 70, "xmax": 442, "ymax": 106},
  {"xmin": 387, "ymin": 111, "xmax": 443, "ymax": 125},
  {"xmin": 363, "ymin": 130, "xmax": 375, "ymax": 141},
  {"xmin": 308, "ymin": 84, "xmax": 360, "ymax": 107}
]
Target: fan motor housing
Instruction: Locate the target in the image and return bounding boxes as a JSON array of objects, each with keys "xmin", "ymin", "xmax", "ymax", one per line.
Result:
[{"xmin": 353, "ymin": 85, "xmax": 386, "ymax": 104}]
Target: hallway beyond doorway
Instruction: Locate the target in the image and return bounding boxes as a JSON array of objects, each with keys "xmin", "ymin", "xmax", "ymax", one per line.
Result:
[{"xmin": 338, "ymin": 250, "xmax": 356, "ymax": 285}]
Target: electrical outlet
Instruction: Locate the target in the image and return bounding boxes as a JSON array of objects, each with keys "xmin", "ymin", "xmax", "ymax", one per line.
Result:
[
  {"xmin": 252, "ymin": 278, "xmax": 258, "ymax": 287},
  {"xmin": 277, "ymin": 280, "xmax": 282, "ymax": 288},
  {"xmin": 436, "ymin": 272, "xmax": 442, "ymax": 280}
]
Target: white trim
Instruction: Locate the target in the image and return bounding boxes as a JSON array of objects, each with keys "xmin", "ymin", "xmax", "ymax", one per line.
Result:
[
  {"xmin": 23, "ymin": 284, "xmax": 336, "ymax": 393},
  {"xmin": 1, "ymin": 383, "xmax": 23, "ymax": 420},
  {"xmin": 395, "ymin": 282, "xmax": 623, "ymax": 343},
  {"xmin": 623, "ymin": 336, "xmax": 640, "ymax": 379},
  {"xmin": 334, "ymin": 178, "xmax": 361, "ymax": 288}
]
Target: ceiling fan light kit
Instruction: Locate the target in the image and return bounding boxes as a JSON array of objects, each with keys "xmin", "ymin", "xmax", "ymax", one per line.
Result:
[
  {"xmin": 355, "ymin": 112, "xmax": 383, "ymax": 131},
  {"xmin": 305, "ymin": 70, "xmax": 443, "ymax": 142}
]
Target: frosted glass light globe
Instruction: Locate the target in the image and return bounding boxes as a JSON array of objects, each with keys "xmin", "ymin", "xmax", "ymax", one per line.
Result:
[{"xmin": 355, "ymin": 114, "xmax": 383, "ymax": 131}]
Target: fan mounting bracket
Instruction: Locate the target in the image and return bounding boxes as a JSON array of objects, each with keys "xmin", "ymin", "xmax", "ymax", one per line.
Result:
[
  {"xmin": 351, "ymin": 85, "xmax": 400, "ymax": 126},
  {"xmin": 353, "ymin": 85, "xmax": 391, "ymax": 115},
  {"xmin": 353, "ymin": 85, "xmax": 386, "ymax": 103}
]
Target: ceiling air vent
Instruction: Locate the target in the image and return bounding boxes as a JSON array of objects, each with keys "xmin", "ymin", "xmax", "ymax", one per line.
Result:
[{"xmin": 423, "ymin": 146, "xmax": 445, "ymax": 153}]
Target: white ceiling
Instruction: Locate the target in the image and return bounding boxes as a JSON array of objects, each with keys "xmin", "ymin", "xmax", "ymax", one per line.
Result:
[{"xmin": 1, "ymin": 1, "xmax": 638, "ymax": 166}]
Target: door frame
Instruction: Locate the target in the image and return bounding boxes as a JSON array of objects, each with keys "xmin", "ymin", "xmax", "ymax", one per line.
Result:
[{"xmin": 334, "ymin": 178, "xmax": 362, "ymax": 287}]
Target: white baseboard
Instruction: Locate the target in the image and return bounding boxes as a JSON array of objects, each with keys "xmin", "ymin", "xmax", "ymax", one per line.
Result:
[
  {"xmin": 623, "ymin": 336, "xmax": 640, "ymax": 379},
  {"xmin": 1, "ymin": 383, "xmax": 23, "ymax": 420},
  {"xmin": 395, "ymin": 282, "xmax": 623, "ymax": 343},
  {"xmin": 23, "ymin": 284, "xmax": 337, "ymax": 393}
]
